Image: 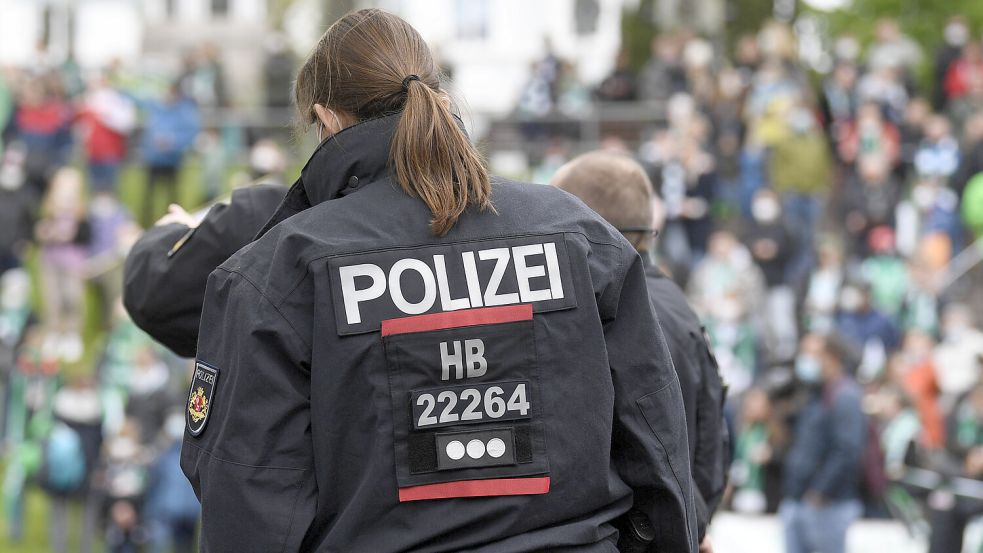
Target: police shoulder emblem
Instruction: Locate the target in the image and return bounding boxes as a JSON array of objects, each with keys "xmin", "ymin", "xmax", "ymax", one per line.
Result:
[{"xmin": 187, "ymin": 361, "xmax": 219, "ymax": 436}]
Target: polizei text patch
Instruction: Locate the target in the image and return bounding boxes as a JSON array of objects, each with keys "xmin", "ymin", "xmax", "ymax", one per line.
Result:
[{"xmin": 327, "ymin": 234, "xmax": 576, "ymax": 334}]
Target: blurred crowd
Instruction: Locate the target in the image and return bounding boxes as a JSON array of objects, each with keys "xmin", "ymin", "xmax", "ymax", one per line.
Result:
[
  {"xmin": 0, "ymin": 43, "xmax": 290, "ymax": 552},
  {"xmin": 3, "ymin": 12, "xmax": 983, "ymax": 552},
  {"xmin": 519, "ymin": 15, "xmax": 983, "ymax": 551}
]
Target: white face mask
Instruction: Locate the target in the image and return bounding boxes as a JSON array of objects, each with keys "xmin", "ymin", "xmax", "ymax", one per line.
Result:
[
  {"xmin": 945, "ymin": 24, "xmax": 969, "ymax": 46},
  {"xmin": 795, "ymin": 354, "xmax": 823, "ymax": 383},
  {"xmin": 840, "ymin": 287, "xmax": 864, "ymax": 312},
  {"xmin": 752, "ymin": 199, "xmax": 781, "ymax": 222}
]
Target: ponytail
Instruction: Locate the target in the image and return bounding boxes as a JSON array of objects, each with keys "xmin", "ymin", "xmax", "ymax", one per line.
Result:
[
  {"xmin": 295, "ymin": 8, "xmax": 493, "ymax": 236},
  {"xmin": 391, "ymin": 80, "xmax": 491, "ymax": 236}
]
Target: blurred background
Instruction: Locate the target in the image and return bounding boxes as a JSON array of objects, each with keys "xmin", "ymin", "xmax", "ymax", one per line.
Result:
[{"xmin": 1, "ymin": 0, "xmax": 983, "ymax": 551}]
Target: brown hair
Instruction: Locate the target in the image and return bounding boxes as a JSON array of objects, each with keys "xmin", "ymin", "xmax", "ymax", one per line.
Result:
[
  {"xmin": 294, "ymin": 8, "xmax": 491, "ymax": 235},
  {"xmin": 551, "ymin": 151, "xmax": 654, "ymax": 252}
]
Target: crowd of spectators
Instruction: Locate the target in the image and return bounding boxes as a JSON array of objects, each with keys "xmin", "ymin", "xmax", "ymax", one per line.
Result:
[
  {"xmin": 0, "ymin": 43, "xmax": 289, "ymax": 552},
  {"xmin": 3, "ymin": 12, "xmax": 983, "ymax": 552},
  {"xmin": 519, "ymin": 15, "xmax": 983, "ymax": 551}
]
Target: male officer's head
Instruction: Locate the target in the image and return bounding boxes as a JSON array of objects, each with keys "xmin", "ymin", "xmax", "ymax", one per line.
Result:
[{"xmin": 551, "ymin": 151, "xmax": 654, "ymax": 253}]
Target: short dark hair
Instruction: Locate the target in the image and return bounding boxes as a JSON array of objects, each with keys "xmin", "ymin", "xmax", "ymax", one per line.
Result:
[{"xmin": 822, "ymin": 331, "xmax": 861, "ymax": 373}]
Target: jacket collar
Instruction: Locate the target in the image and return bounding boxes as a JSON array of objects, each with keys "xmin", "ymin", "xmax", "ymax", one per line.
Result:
[{"xmin": 254, "ymin": 112, "xmax": 403, "ymax": 239}]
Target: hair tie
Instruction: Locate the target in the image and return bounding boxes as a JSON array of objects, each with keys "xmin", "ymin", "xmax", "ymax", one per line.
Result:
[{"xmin": 401, "ymin": 74, "xmax": 421, "ymax": 93}]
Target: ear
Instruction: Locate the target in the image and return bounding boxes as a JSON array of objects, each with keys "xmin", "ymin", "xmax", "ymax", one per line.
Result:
[{"xmin": 313, "ymin": 104, "xmax": 345, "ymax": 138}]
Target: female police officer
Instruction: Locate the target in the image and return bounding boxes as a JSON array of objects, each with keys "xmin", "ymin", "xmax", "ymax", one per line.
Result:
[{"xmin": 181, "ymin": 9, "xmax": 696, "ymax": 552}]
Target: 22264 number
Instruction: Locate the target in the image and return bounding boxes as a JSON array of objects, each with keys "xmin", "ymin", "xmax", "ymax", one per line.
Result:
[{"xmin": 413, "ymin": 381, "xmax": 531, "ymax": 429}]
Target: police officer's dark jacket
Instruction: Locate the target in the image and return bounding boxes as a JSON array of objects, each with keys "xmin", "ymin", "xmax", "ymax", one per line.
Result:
[
  {"xmin": 643, "ymin": 262, "xmax": 729, "ymax": 541},
  {"xmin": 123, "ymin": 184, "xmax": 287, "ymax": 357},
  {"xmin": 182, "ymin": 113, "xmax": 698, "ymax": 553}
]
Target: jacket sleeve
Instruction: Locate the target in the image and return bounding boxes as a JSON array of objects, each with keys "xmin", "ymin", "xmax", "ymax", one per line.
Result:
[
  {"xmin": 123, "ymin": 185, "xmax": 286, "ymax": 357},
  {"xmin": 181, "ymin": 267, "xmax": 316, "ymax": 553},
  {"xmin": 807, "ymin": 387, "xmax": 865, "ymax": 498},
  {"xmin": 605, "ymin": 253, "xmax": 698, "ymax": 553},
  {"xmin": 691, "ymin": 330, "xmax": 729, "ymax": 533}
]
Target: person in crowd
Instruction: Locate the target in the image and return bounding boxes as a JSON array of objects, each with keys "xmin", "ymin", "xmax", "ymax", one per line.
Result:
[
  {"xmin": 897, "ymin": 97, "xmax": 931, "ymax": 181},
  {"xmin": 933, "ymin": 303, "xmax": 983, "ymax": 410},
  {"xmin": 744, "ymin": 188, "xmax": 797, "ymax": 361},
  {"xmin": 0, "ymin": 143, "xmax": 37, "ymax": 274},
  {"xmin": 951, "ymin": 110, "xmax": 983, "ymax": 195},
  {"xmin": 891, "ymin": 331, "xmax": 946, "ymax": 450},
  {"xmin": 914, "ymin": 114, "xmax": 960, "ymax": 181},
  {"xmin": 551, "ymin": 151, "xmax": 728, "ymax": 553},
  {"xmin": 731, "ymin": 388, "xmax": 787, "ymax": 515},
  {"xmin": 927, "ymin": 383, "xmax": 983, "ymax": 553},
  {"xmin": 35, "ymin": 168, "xmax": 89, "ymax": 363},
  {"xmin": 866, "ymin": 19, "xmax": 923, "ymax": 79},
  {"xmin": 45, "ymin": 376, "xmax": 103, "ymax": 553},
  {"xmin": 595, "ymin": 49, "xmax": 636, "ymax": 102},
  {"xmin": 11, "ymin": 75, "xmax": 73, "ymax": 193},
  {"xmin": 78, "ymin": 74, "xmax": 136, "ymax": 193},
  {"xmin": 834, "ymin": 281, "xmax": 900, "ymax": 380},
  {"xmin": 874, "ymin": 385, "xmax": 921, "ymax": 476},
  {"xmin": 837, "ymin": 102, "xmax": 901, "ymax": 170},
  {"xmin": 767, "ymin": 104, "xmax": 831, "ymax": 286},
  {"xmin": 102, "ymin": 420, "xmax": 149, "ymax": 552},
  {"xmin": 182, "ymin": 9, "xmax": 697, "ymax": 552},
  {"xmin": 803, "ymin": 237, "xmax": 846, "ymax": 333},
  {"xmin": 137, "ymin": 83, "xmax": 200, "ymax": 226},
  {"xmin": 144, "ymin": 410, "xmax": 200, "ymax": 553},
  {"xmin": 860, "ymin": 226, "xmax": 909, "ymax": 320},
  {"xmin": 178, "ymin": 43, "xmax": 227, "ymax": 109},
  {"xmin": 688, "ymin": 230, "xmax": 765, "ymax": 395},
  {"xmin": 638, "ymin": 33, "xmax": 687, "ymax": 103},
  {"xmin": 85, "ymin": 192, "xmax": 139, "ymax": 330},
  {"xmin": 944, "ymin": 40, "xmax": 983, "ymax": 108},
  {"xmin": 841, "ymin": 157, "xmax": 902, "ymax": 255},
  {"xmin": 934, "ymin": 17, "xmax": 970, "ymax": 111},
  {"xmin": 820, "ymin": 61, "xmax": 859, "ymax": 150},
  {"xmin": 781, "ymin": 332, "xmax": 866, "ymax": 553}
]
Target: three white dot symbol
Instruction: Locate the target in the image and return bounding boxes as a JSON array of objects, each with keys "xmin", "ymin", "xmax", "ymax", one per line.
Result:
[{"xmin": 445, "ymin": 437, "xmax": 507, "ymax": 461}]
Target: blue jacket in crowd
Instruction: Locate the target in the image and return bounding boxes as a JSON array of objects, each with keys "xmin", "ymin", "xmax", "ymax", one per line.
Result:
[
  {"xmin": 139, "ymin": 95, "xmax": 200, "ymax": 168},
  {"xmin": 783, "ymin": 378, "xmax": 866, "ymax": 501}
]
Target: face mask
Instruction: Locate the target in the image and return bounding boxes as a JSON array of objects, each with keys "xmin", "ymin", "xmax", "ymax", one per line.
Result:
[
  {"xmin": 840, "ymin": 287, "xmax": 864, "ymax": 312},
  {"xmin": 752, "ymin": 199, "xmax": 780, "ymax": 222},
  {"xmin": 945, "ymin": 24, "xmax": 969, "ymax": 46},
  {"xmin": 795, "ymin": 354, "xmax": 823, "ymax": 383},
  {"xmin": 912, "ymin": 185, "xmax": 936, "ymax": 209}
]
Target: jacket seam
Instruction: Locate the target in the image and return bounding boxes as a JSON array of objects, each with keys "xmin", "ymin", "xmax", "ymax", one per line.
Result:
[
  {"xmin": 213, "ymin": 267, "xmax": 313, "ymax": 351},
  {"xmin": 183, "ymin": 440, "xmax": 309, "ymax": 471}
]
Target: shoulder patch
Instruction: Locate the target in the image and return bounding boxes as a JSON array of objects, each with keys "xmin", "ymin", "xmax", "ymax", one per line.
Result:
[{"xmin": 187, "ymin": 361, "xmax": 219, "ymax": 436}]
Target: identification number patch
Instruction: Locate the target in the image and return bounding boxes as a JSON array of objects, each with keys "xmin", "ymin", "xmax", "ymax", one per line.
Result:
[
  {"xmin": 412, "ymin": 381, "xmax": 531, "ymax": 429},
  {"xmin": 383, "ymin": 304, "xmax": 550, "ymax": 501}
]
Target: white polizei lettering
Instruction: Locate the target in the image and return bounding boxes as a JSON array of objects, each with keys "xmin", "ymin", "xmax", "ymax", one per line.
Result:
[
  {"xmin": 339, "ymin": 263, "xmax": 387, "ymax": 324},
  {"xmin": 543, "ymin": 242, "xmax": 565, "ymax": 300},
  {"xmin": 478, "ymin": 248, "xmax": 520, "ymax": 306},
  {"xmin": 465, "ymin": 339, "xmax": 487, "ymax": 377},
  {"xmin": 512, "ymin": 244, "xmax": 552, "ymax": 303},
  {"xmin": 433, "ymin": 255, "xmax": 471, "ymax": 311},
  {"xmin": 389, "ymin": 259, "xmax": 437, "ymax": 315},
  {"xmin": 440, "ymin": 340, "xmax": 464, "ymax": 380},
  {"xmin": 461, "ymin": 251, "xmax": 484, "ymax": 308}
]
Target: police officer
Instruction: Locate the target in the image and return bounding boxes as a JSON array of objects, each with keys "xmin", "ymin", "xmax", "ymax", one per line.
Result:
[
  {"xmin": 122, "ymin": 184, "xmax": 287, "ymax": 357},
  {"xmin": 553, "ymin": 152, "xmax": 728, "ymax": 553},
  {"xmin": 182, "ymin": 8, "xmax": 697, "ymax": 553}
]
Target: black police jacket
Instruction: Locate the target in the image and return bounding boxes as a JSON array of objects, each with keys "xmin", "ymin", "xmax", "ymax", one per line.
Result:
[
  {"xmin": 122, "ymin": 184, "xmax": 287, "ymax": 357},
  {"xmin": 181, "ymin": 113, "xmax": 698, "ymax": 553},
  {"xmin": 643, "ymin": 262, "xmax": 729, "ymax": 541}
]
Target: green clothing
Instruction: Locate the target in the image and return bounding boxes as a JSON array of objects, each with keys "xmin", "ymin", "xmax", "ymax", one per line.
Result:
[
  {"xmin": 963, "ymin": 173, "xmax": 983, "ymax": 239},
  {"xmin": 768, "ymin": 131, "xmax": 833, "ymax": 195},
  {"xmin": 862, "ymin": 256, "xmax": 909, "ymax": 317}
]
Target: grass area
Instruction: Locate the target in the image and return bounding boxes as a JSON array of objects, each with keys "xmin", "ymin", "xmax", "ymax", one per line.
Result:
[{"xmin": 2, "ymin": 160, "xmax": 215, "ymax": 551}]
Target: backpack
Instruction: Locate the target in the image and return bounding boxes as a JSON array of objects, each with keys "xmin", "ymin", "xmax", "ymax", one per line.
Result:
[{"xmin": 41, "ymin": 422, "xmax": 87, "ymax": 494}]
